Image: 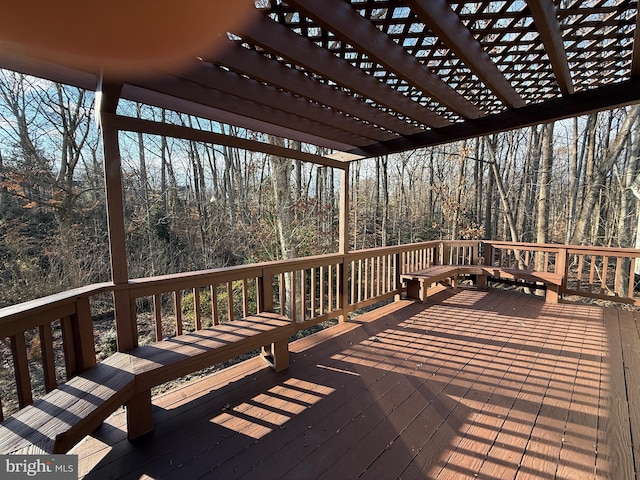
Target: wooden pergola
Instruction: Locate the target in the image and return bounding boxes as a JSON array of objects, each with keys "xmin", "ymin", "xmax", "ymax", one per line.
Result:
[
  {"xmin": 2, "ymin": 0, "xmax": 639, "ymax": 157},
  {"xmin": 2, "ymin": 2, "xmax": 640, "ymax": 474}
]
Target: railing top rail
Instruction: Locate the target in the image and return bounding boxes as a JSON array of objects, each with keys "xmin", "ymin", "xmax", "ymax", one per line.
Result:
[
  {"xmin": 563, "ymin": 244, "xmax": 640, "ymax": 256},
  {"xmin": 128, "ymin": 264, "xmax": 266, "ymax": 289},
  {"xmin": 349, "ymin": 241, "xmax": 441, "ymax": 256},
  {"xmin": 127, "ymin": 253, "xmax": 348, "ymax": 293},
  {"xmin": 482, "ymin": 240, "xmax": 640, "ymax": 256},
  {"xmin": 0, "ymin": 282, "xmax": 113, "ymax": 322},
  {"xmin": 261, "ymin": 253, "xmax": 345, "ymax": 274},
  {"xmin": 482, "ymin": 241, "xmax": 564, "ymax": 251}
]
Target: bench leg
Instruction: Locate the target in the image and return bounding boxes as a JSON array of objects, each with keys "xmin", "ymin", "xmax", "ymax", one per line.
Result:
[
  {"xmin": 477, "ymin": 274, "xmax": 488, "ymax": 291},
  {"xmin": 405, "ymin": 279, "xmax": 421, "ymax": 301},
  {"xmin": 262, "ymin": 339, "xmax": 290, "ymax": 372},
  {"xmin": 545, "ymin": 285, "xmax": 560, "ymax": 303},
  {"xmin": 126, "ymin": 390, "xmax": 154, "ymax": 441}
]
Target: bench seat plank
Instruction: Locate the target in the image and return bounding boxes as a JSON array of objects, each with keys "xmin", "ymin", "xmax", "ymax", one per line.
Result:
[
  {"xmin": 482, "ymin": 267, "xmax": 562, "ymax": 285},
  {"xmin": 130, "ymin": 314, "xmax": 295, "ymax": 390},
  {"xmin": 0, "ymin": 353, "xmax": 135, "ymax": 454}
]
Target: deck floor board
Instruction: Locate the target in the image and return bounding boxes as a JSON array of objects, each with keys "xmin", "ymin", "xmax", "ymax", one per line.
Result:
[{"xmin": 70, "ymin": 289, "xmax": 639, "ymax": 479}]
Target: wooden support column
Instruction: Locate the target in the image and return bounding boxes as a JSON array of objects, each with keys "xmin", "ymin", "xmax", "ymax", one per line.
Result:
[
  {"xmin": 338, "ymin": 164, "xmax": 350, "ymax": 322},
  {"xmin": 98, "ymin": 79, "xmax": 137, "ymax": 352}
]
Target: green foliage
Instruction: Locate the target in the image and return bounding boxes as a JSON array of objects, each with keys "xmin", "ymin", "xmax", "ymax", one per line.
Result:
[
  {"xmin": 149, "ymin": 205, "xmax": 171, "ymax": 243},
  {"xmin": 180, "ymin": 281, "xmax": 259, "ymax": 325},
  {"xmin": 98, "ymin": 328, "xmax": 118, "ymax": 356}
]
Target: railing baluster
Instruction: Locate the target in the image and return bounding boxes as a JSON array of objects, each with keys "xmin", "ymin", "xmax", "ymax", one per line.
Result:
[
  {"xmin": 576, "ymin": 254, "xmax": 584, "ymax": 291},
  {"xmin": 255, "ymin": 276, "xmax": 262, "ymax": 313},
  {"xmin": 364, "ymin": 258, "xmax": 369, "ymax": 301},
  {"xmin": 320, "ymin": 266, "xmax": 326, "ymax": 315},
  {"xmin": 154, "ymin": 294, "xmax": 163, "ymax": 340},
  {"xmin": 279, "ymin": 273, "xmax": 286, "ymax": 316},
  {"xmin": 242, "ymin": 279, "xmax": 249, "ymax": 318},
  {"xmin": 11, "ymin": 333, "xmax": 33, "ymax": 408},
  {"xmin": 328, "ymin": 264, "xmax": 334, "ymax": 311},
  {"xmin": 615, "ymin": 257, "xmax": 623, "ymax": 296},
  {"xmin": 60, "ymin": 315, "xmax": 77, "ymax": 379},
  {"xmin": 368, "ymin": 257, "xmax": 373, "ymax": 299},
  {"xmin": 194, "ymin": 287, "xmax": 202, "ymax": 330},
  {"xmin": 302, "ymin": 269, "xmax": 308, "ymax": 322},
  {"xmin": 382, "ymin": 255, "xmax": 388, "ymax": 293},
  {"xmin": 376, "ymin": 256, "xmax": 381, "ymax": 297},
  {"xmin": 174, "ymin": 291, "xmax": 183, "ymax": 335},
  {"xmin": 589, "ymin": 255, "xmax": 596, "ymax": 292},
  {"xmin": 291, "ymin": 271, "xmax": 297, "ymax": 323},
  {"xmin": 73, "ymin": 297, "xmax": 96, "ymax": 372},
  {"xmin": 628, "ymin": 258, "xmax": 636, "ymax": 300},
  {"xmin": 39, "ymin": 323, "xmax": 57, "ymax": 393},
  {"xmin": 211, "ymin": 284, "xmax": 219, "ymax": 326},
  {"xmin": 311, "ymin": 267, "xmax": 317, "ymax": 317},
  {"xmin": 601, "ymin": 256, "xmax": 609, "ymax": 294},
  {"xmin": 227, "ymin": 282, "xmax": 234, "ymax": 322}
]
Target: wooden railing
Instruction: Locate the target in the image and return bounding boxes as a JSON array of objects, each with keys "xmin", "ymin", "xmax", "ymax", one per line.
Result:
[
  {"xmin": 483, "ymin": 241, "xmax": 565, "ymax": 273},
  {"xmin": 563, "ymin": 245, "xmax": 640, "ymax": 303},
  {"xmin": 0, "ymin": 283, "xmax": 112, "ymax": 421},
  {"xmin": 1, "ymin": 240, "xmax": 639, "ymax": 420}
]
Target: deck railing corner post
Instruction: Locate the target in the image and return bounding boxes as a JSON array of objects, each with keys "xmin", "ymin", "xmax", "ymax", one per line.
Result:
[
  {"xmin": 484, "ymin": 242, "xmax": 494, "ymax": 267},
  {"xmin": 558, "ymin": 247, "xmax": 569, "ymax": 294},
  {"xmin": 472, "ymin": 242, "xmax": 480, "ymax": 265},
  {"xmin": 113, "ymin": 284, "xmax": 138, "ymax": 352},
  {"xmin": 260, "ymin": 268, "xmax": 275, "ymax": 313},
  {"xmin": 72, "ymin": 295, "xmax": 97, "ymax": 372}
]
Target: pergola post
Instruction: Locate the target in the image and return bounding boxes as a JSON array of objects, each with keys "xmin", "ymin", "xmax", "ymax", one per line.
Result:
[
  {"xmin": 98, "ymin": 79, "xmax": 137, "ymax": 352},
  {"xmin": 338, "ymin": 163, "xmax": 350, "ymax": 322}
]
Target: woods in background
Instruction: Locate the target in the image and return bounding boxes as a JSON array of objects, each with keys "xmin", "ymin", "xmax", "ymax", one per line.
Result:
[{"xmin": 1, "ymin": 71, "xmax": 640, "ymax": 307}]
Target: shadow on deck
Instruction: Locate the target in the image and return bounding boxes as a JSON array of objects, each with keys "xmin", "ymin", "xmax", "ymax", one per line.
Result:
[{"xmin": 71, "ymin": 288, "xmax": 640, "ymax": 479}]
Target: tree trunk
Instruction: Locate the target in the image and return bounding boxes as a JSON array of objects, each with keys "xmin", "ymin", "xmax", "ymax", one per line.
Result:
[
  {"xmin": 451, "ymin": 142, "xmax": 466, "ymax": 240},
  {"xmin": 485, "ymin": 136, "xmax": 519, "ymax": 242},
  {"xmin": 571, "ymin": 106, "xmax": 640, "ymax": 244},
  {"xmin": 268, "ymin": 136, "xmax": 296, "ymax": 260},
  {"xmin": 536, "ymin": 122, "xmax": 554, "ymax": 245}
]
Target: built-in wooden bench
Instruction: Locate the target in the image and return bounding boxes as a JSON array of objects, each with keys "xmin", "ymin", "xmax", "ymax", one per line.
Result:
[
  {"xmin": 401, "ymin": 265, "xmax": 472, "ymax": 303},
  {"xmin": 0, "ymin": 312, "xmax": 293, "ymax": 454},
  {"xmin": 124, "ymin": 312, "xmax": 295, "ymax": 439},
  {"xmin": 401, "ymin": 265, "xmax": 562, "ymax": 303},
  {"xmin": 482, "ymin": 267, "xmax": 563, "ymax": 303}
]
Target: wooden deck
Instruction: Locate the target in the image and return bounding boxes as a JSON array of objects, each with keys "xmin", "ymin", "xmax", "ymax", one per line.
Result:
[{"xmin": 71, "ymin": 288, "xmax": 640, "ymax": 479}]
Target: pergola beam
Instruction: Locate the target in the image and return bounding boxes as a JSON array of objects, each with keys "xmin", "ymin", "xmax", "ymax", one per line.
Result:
[
  {"xmin": 208, "ymin": 40, "xmax": 424, "ymax": 136},
  {"xmin": 406, "ymin": 0, "xmax": 524, "ymax": 109},
  {"xmin": 133, "ymin": 74, "xmax": 372, "ymax": 148},
  {"xmin": 527, "ymin": 0, "xmax": 574, "ymax": 95},
  {"xmin": 237, "ymin": 14, "xmax": 451, "ymax": 128},
  {"xmin": 120, "ymin": 84, "xmax": 356, "ymax": 152},
  {"xmin": 287, "ymin": 0, "xmax": 482, "ymax": 119},
  {"xmin": 349, "ymin": 78, "xmax": 640, "ymax": 157},
  {"xmin": 174, "ymin": 61, "xmax": 398, "ymax": 142},
  {"xmin": 101, "ymin": 113, "xmax": 348, "ymax": 170}
]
